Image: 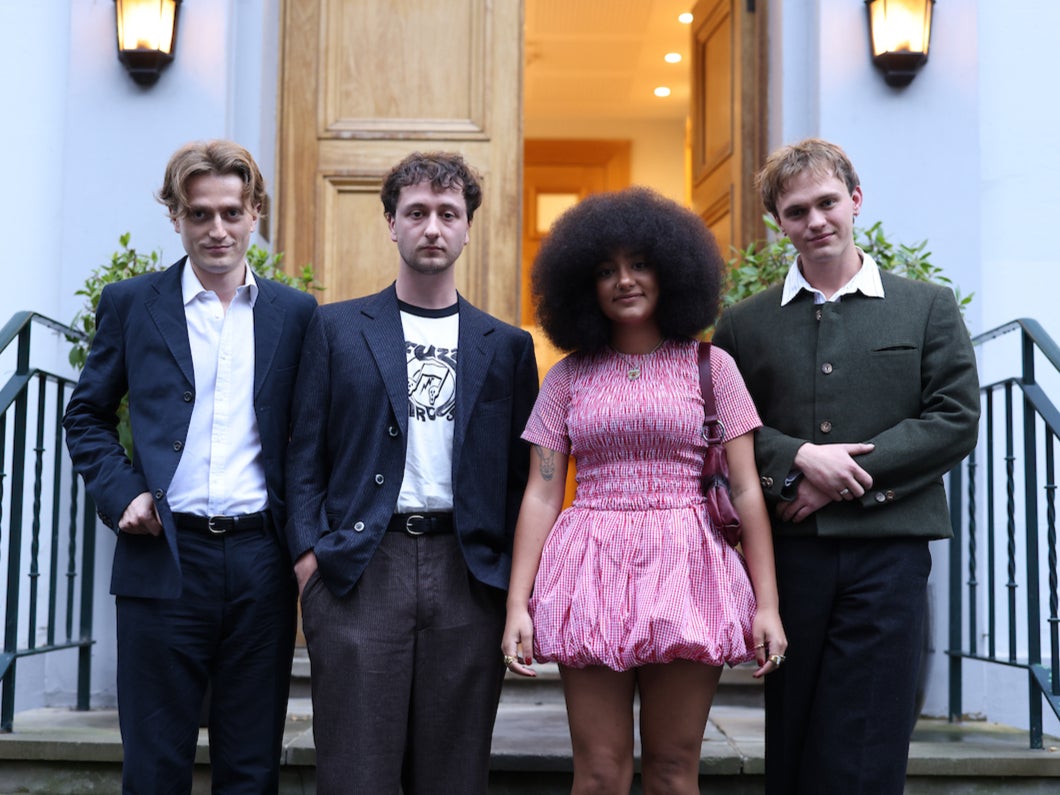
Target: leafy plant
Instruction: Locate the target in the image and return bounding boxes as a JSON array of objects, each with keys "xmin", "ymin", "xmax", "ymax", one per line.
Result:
[
  {"xmin": 67, "ymin": 233, "xmax": 320, "ymax": 457},
  {"xmin": 723, "ymin": 215, "xmax": 974, "ymax": 314}
]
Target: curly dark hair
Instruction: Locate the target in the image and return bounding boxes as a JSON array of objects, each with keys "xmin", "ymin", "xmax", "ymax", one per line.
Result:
[
  {"xmin": 532, "ymin": 186, "xmax": 723, "ymax": 353},
  {"xmin": 380, "ymin": 151, "xmax": 483, "ymax": 222}
]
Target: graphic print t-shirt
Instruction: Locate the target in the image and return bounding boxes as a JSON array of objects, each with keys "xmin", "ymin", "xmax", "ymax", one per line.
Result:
[{"xmin": 397, "ymin": 301, "xmax": 458, "ymax": 513}]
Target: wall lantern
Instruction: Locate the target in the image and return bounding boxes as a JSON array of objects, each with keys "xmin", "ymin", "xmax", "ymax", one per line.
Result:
[
  {"xmin": 115, "ymin": 0, "xmax": 182, "ymax": 86},
  {"xmin": 865, "ymin": 0, "xmax": 934, "ymax": 87}
]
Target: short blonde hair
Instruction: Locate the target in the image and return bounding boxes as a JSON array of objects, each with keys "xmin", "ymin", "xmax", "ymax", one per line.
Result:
[
  {"xmin": 157, "ymin": 140, "xmax": 266, "ymax": 220},
  {"xmin": 757, "ymin": 138, "xmax": 860, "ymax": 218}
]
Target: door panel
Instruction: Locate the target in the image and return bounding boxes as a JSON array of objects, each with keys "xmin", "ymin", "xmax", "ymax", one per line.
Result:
[
  {"xmin": 690, "ymin": 0, "xmax": 766, "ymax": 253},
  {"xmin": 277, "ymin": 0, "xmax": 522, "ymax": 319}
]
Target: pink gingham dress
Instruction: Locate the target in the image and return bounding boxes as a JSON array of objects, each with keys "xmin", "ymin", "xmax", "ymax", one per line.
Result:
[{"xmin": 523, "ymin": 338, "xmax": 761, "ymax": 671}]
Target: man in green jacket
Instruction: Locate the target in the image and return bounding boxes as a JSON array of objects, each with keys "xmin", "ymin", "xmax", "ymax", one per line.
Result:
[{"xmin": 713, "ymin": 138, "xmax": 980, "ymax": 795}]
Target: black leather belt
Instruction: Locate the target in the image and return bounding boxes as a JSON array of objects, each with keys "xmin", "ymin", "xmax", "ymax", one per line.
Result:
[
  {"xmin": 172, "ymin": 511, "xmax": 269, "ymax": 536},
  {"xmin": 386, "ymin": 512, "xmax": 454, "ymax": 536}
]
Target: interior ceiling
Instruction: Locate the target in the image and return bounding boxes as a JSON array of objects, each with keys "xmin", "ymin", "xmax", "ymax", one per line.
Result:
[{"xmin": 524, "ymin": 0, "xmax": 695, "ymax": 123}]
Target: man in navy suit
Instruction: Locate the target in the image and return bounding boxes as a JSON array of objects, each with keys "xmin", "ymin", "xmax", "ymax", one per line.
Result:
[
  {"xmin": 64, "ymin": 140, "xmax": 317, "ymax": 794},
  {"xmin": 286, "ymin": 152, "xmax": 538, "ymax": 794}
]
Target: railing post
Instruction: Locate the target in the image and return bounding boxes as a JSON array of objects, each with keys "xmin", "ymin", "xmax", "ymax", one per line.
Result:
[
  {"xmin": 1021, "ymin": 330, "xmax": 1044, "ymax": 749},
  {"xmin": 77, "ymin": 495, "xmax": 96, "ymax": 712},
  {"xmin": 949, "ymin": 466, "xmax": 964, "ymax": 722}
]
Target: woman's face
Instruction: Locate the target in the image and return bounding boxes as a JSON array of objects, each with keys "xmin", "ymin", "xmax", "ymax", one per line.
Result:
[{"xmin": 594, "ymin": 250, "xmax": 660, "ymax": 328}]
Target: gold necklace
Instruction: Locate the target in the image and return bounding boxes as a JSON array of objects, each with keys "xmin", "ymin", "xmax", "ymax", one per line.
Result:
[{"xmin": 610, "ymin": 338, "xmax": 665, "ymax": 381}]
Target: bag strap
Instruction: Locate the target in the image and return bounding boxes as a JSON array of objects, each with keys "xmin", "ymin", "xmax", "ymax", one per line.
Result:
[{"xmin": 698, "ymin": 342, "xmax": 724, "ymax": 444}]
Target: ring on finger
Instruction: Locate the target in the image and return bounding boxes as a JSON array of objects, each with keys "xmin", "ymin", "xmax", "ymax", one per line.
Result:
[
  {"xmin": 839, "ymin": 487, "xmax": 850, "ymax": 496},
  {"xmin": 769, "ymin": 654, "xmax": 786, "ymax": 666},
  {"xmin": 503, "ymin": 655, "xmax": 516, "ymax": 667}
]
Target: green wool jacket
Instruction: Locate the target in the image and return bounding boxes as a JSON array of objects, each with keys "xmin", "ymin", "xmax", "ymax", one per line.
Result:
[{"xmin": 712, "ymin": 270, "xmax": 980, "ymax": 540}]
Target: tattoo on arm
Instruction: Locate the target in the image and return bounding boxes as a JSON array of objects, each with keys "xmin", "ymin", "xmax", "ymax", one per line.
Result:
[{"xmin": 535, "ymin": 446, "xmax": 556, "ymax": 481}]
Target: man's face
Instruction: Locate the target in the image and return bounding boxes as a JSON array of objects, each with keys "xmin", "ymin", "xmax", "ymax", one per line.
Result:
[
  {"xmin": 173, "ymin": 173, "xmax": 258, "ymax": 280},
  {"xmin": 774, "ymin": 170, "xmax": 862, "ymax": 270},
  {"xmin": 387, "ymin": 182, "xmax": 470, "ymax": 276}
]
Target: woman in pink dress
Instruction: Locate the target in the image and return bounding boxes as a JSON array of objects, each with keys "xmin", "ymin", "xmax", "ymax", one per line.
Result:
[{"xmin": 502, "ymin": 187, "xmax": 787, "ymax": 794}]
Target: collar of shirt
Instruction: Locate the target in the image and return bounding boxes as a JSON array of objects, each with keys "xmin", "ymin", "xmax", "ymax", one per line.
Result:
[
  {"xmin": 180, "ymin": 259, "xmax": 259, "ymax": 307},
  {"xmin": 780, "ymin": 248, "xmax": 885, "ymax": 306}
]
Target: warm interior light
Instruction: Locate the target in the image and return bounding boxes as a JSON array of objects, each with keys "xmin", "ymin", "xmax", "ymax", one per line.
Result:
[
  {"xmin": 115, "ymin": 0, "xmax": 181, "ymax": 85},
  {"xmin": 678, "ymin": 12, "xmax": 694, "ymax": 25},
  {"xmin": 865, "ymin": 0, "xmax": 934, "ymax": 87},
  {"xmin": 664, "ymin": 52, "xmax": 682, "ymax": 64},
  {"xmin": 654, "ymin": 87, "xmax": 672, "ymax": 98}
]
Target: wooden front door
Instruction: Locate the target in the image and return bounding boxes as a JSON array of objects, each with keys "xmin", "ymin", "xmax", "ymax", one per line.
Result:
[
  {"xmin": 689, "ymin": 0, "xmax": 767, "ymax": 254},
  {"xmin": 276, "ymin": 0, "xmax": 524, "ymax": 321}
]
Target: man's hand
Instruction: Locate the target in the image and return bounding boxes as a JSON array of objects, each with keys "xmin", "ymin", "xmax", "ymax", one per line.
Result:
[
  {"xmin": 777, "ymin": 478, "xmax": 833, "ymax": 523},
  {"xmin": 294, "ymin": 550, "xmax": 319, "ymax": 597},
  {"xmin": 118, "ymin": 492, "xmax": 163, "ymax": 536},
  {"xmin": 794, "ymin": 442, "xmax": 874, "ymax": 501}
]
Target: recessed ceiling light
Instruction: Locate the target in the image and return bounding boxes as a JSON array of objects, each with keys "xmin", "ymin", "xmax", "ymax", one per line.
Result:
[
  {"xmin": 654, "ymin": 86, "xmax": 672, "ymax": 98},
  {"xmin": 664, "ymin": 52, "xmax": 682, "ymax": 64},
  {"xmin": 678, "ymin": 12, "xmax": 693, "ymax": 24}
]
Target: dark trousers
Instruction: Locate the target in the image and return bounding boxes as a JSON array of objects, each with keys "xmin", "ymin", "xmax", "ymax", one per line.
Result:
[
  {"xmin": 301, "ymin": 533, "xmax": 507, "ymax": 795},
  {"xmin": 115, "ymin": 521, "xmax": 296, "ymax": 795},
  {"xmin": 765, "ymin": 536, "xmax": 931, "ymax": 795}
]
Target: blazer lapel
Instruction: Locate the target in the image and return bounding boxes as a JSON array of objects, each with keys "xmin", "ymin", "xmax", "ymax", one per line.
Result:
[
  {"xmin": 145, "ymin": 259, "xmax": 195, "ymax": 385},
  {"xmin": 453, "ymin": 297, "xmax": 495, "ymax": 457},
  {"xmin": 252, "ymin": 278, "xmax": 285, "ymax": 399},
  {"xmin": 363, "ymin": 286, "xmax": 412, "ymax": 436}
]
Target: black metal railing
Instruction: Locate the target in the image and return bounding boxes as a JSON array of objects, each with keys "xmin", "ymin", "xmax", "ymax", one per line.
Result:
[
  {"xmin": 0, "ymin": 312, "xmax": 96, "ymax": 732},
  {"xmin": 949, "ymin": 318, "xmax": 1060, "ymax": 749}
]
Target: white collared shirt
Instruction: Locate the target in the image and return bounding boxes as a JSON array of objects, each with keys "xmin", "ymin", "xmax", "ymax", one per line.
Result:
[
  {"xmin": 166, "ymin": 261, "xmax": 268, "ymax": 516},
  {"xmin": 780, "ymin": 249, "xmax": 886, "ymax": 306}
]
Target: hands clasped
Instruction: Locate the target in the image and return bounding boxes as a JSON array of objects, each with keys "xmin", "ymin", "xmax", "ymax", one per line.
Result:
[{"xmin": 778, "ymin": 442, "xmax": 874, "ymax": 523}]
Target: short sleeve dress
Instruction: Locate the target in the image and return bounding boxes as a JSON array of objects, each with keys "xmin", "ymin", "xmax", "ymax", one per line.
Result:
[{"xmin": 522, "ymin": 338, "xmax": 762, "ymax": 671}]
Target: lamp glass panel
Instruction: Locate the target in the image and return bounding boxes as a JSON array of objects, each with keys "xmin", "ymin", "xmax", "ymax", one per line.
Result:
[
  {"xmin": 117, "ymin": 0, "xmax": 177, "ymax": 53},
  {"xmin": 869, "ymin": 0, "xmax": 931, "ymax": 56}
]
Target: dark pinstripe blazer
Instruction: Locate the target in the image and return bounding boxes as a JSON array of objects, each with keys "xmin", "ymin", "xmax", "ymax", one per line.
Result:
[{"xmin": 285, "ymin": 284, "xmax": 539, "ymax": 597}]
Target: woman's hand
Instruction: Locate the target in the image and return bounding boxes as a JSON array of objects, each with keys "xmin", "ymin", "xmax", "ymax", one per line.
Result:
[
  {"xmin": 750, "ymin": 606, "xmax": 788, "ymax": 679},
  {"xmin": 501, "ymin": 605, "xmax": 537, "ymax": 678}
]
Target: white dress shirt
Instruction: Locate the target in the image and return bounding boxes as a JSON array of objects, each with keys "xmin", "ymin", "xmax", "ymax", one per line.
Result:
[
  {"xmin": 780, "ymin": 249, "xmax": 886, "ymax": 306},
  {"xmin": 166, "ymin": 262, "xmax": 268, "ymax": 516}
]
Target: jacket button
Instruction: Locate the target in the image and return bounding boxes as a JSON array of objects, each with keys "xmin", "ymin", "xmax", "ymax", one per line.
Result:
[
  {"xmin": 815, "ymin": 309, "xmax": 823, "ymax": 321},
  {"xmin": 820, "ymin": 421, "xmax": 833, "ymax": 434},
  {"xmin": 388, "ymin": 425, "xmax": 399, "ymax": 437},
  {"xmin": 173, "ymin": 440, "xmax": 183, "ymax": 451},
  {"xmin": 374, "ymin": 474, "xmax": 384, "ymax": 485},
  {"xmin": 821, "ymin": 362, "xmax": 833, "ymax": 374},
  {"xmin": 353, "ymin": 521, "xmax": 365, "ymax": 532},
  {"xmin": 154, "ymin": 489, "xmax": 165, "ymax": 500},
  {"xmin": 875, "ymin": 492, "xmax": 887, "ymax": 503},
  {"xmin": 885, "ymin": 489, "xmax": 895, "ymax": 501},
  {"xmin": 760, "ymin": 476, "xmax": 774, "ymax": 488},
  {"xmin": 183, "ymin": 391, "xmax": 193, "ymax": 402}
]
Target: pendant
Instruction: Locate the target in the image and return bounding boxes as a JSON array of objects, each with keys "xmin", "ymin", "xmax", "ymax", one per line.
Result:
[{"xmin": 627, "ymin": 367, "xmax": 640, "ymax": 381}]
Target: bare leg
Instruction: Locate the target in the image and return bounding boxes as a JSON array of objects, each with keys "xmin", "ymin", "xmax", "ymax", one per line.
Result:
[
  {"xmin": 561, "ymin": 665, "xmax": 637, "ymax": 795},
  {"xmin": 637, "ymin": 660, "xmax": 722, "ymax": 795}
]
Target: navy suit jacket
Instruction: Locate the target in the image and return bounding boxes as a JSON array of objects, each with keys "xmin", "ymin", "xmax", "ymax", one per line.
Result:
[
  {"xmin": 63, "ymin": 257, "xmax": 317, "ymax": 599},
  {"xmin": 285, "ymin": 284, "xmax": 539, "ymax": 598}
]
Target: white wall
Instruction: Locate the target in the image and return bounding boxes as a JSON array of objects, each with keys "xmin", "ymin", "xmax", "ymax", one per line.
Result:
[
  {"xmin": 0, "ymin": 0, "xmax": 281, "ymax": 713},
  {"xmin": 771, "ymin": 0, "xmax": 1060, "ymax": 738}
]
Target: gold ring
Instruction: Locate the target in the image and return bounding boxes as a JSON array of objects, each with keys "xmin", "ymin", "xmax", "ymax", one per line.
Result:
[
  {"xmin": 503, "ymin": 655, "xmax": 516, "ymax": 667},
  {"xmin": 769, "ymin": 654, "xmax": 786, "ymax": 666},
  {"xmin": 754, "ymin": 642, "xmax": 767, "ymax": 649}
]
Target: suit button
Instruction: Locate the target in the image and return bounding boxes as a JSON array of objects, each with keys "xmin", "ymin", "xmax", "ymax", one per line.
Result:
[
  {"xmin": 173, "ymin": 440, "xmax": 183, "ymax": 451},
  {"xmin": 154, "ymin": 489, "xmax": 165, "ymax": 500},
  {"xmin": 875, "ymin": 492, "xmax": 887, "ymax": 503},
  {"xmin": 388, "ymin": 425, "xmax": 399, "ymax": 437},
  {"xmin": 820, "ymin": 421, "xmax": 832, "ymax": 434},
  {"xmin": 885, "ymin": 490, "xmax": 895, "ymax": 501},
  {"xmin": 183, "ymin": 391, "xmax": 193, "ymax": 403},
  {"xmin": 760, "ymin": 476, "xmax": 774, "ymax": 488},
  {"xmin": 353, "ymin": 521, "xmax": 365, "ymax": 532},
  {"xmin": 821, "ymin": 362, "xmax": 833, "ymax": 374},
  {"xmin": 815, "ymin": 309, "xmax": 823, "ymax": 321},
  {"xmin": 374, "ymin": 474, "xmax": 384, "ymax": 485}
]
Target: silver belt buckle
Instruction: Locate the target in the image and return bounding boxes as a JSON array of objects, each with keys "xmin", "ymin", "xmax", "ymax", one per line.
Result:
[
  {"xmin": 207, "ymin": 515, "xmax": 228, "ymax": 535},
  {"xmin": 405, "ymin": 514, "xmax": 426, "ymax": 536}
]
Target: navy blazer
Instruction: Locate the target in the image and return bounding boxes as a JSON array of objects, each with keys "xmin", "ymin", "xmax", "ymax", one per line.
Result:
[
  {"xmin": 713, "ymin": 270, "xmax": 980, "ymax": 540},
  {"xmin": 63, "ymin": 258, "xmax": 317, "ymax": 598},
  {"xmin": 285, "ymin": 284, "xmax": 539, "ymax": 598}
]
